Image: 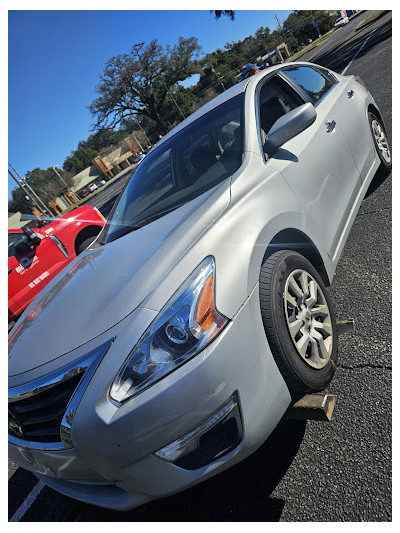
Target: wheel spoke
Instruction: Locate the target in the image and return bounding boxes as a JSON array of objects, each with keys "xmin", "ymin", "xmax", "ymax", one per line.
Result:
[
  {"xmin": 285, "ymin": 291, "xmax": 297, "ymax": 309},
  {"xmin": 296, "ymin": 333, "xmax": 310, "ymax": 358},
  {"xmin": 305, "ymin": 280, "xmax": 317, "ymax": 308},
  {"xmin": 289, "ymin": 318, "xmax": 303, "ymax": 337},
  {"xmin": 312, "ymin": 330, "xmax": 329, "ymax": 361},
  {"xmin": 289, "ymin": 277, "xmax": 304, "ymax": 300},
  {"xmin": 311, "ymin": 304, "xmax": 329, "ymax": 317},
  {"xmin": 299, "ymin": 271, "xmax": 310, "ymax": 298},
  {"xmin": 312, "ymin": 320, "xmax": 332, "ymax": 336},
  {"xmin": 309, "ymin": 337, "xmax": 320, "ymax": 364}
]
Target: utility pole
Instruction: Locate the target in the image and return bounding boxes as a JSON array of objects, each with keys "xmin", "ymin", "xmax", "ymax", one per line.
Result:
[
  {"xmin": 131, "ymin": 132, "xmax": 144, "ymax": 152},
  {"xmin": 8, "ymin": 163, "xmax": 54, "ymax": 217},
  {"xmin": 133, "ymin": 116, "xmax": 151, "ymax": 147},
  {"xmin": 160, "ymin": 78, "xmax": 186, "ymax": 120},
  {"xmin": 8, "ymin": 169, "xmax": 46, "ymax": 216},
  {"xmin": 53, "ymin": 166, "xmax": 79, "ymax": 202},
  {"xmin": 211, "ymin": 66, "xmax": 226, "ymax": 91},
  {"xmin": 275, "ymin": 14, "xmax": 286, "ymax": 42}
]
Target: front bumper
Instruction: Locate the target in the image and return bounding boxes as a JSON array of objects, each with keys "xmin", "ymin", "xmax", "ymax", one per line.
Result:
[{"xmin": 9, "ymin": 283, "xmax": 291, "ymax": 511}]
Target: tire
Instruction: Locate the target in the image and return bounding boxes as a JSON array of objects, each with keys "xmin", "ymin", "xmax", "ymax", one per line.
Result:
[
  {"xmin": 369, "ymin": 112, "xmax": 391, "ymax": 172},
  {"xmin": 76, "ymin": 236, "xmax": 96, "ymax": 255},
  {"xmin": 259, "ymin": 250, "xmax": 338, "ymax": 398}
]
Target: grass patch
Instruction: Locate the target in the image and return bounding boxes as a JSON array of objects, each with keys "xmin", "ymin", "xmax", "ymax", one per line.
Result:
[
  {"xmin": 352, "ymin": 10, "xmax": 389, "ymax": 32},
  {"xmin": 287, "ymin": 30, "xmax": 336, "ymax": 62}
]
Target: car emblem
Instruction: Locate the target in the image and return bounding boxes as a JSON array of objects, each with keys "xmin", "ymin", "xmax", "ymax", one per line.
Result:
[{"xmin": 8, "ymin": 418, "xmax": 24, "ymax": 437}]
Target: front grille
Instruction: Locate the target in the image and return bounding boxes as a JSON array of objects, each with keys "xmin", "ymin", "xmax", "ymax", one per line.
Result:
[{"xmin": 8, "ymin": 372, "xmax": 84, "ymax": 443}]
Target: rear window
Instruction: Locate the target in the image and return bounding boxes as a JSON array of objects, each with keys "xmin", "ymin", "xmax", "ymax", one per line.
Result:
[{"xmin": 104, "ymin": 93, "xmax": 244, "ymax": 243}]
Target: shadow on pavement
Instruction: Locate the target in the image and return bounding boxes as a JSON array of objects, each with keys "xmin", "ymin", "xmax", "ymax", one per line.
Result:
[
  {"xmin": 79, "ymin": 419, "xmax": 307, "ymax": 522},
  {"xmin": 312, "ymin": 17, "xmax": 391, "ymax": 73},
  {"xmin": 365, "ymin": 165, "xmax": 391, "ymax": 198}
]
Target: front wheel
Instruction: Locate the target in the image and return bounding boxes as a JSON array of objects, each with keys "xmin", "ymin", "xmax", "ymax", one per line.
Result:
[{"xmin": 259, "ymin": 250, "xmax": 338, "ymax": 397}]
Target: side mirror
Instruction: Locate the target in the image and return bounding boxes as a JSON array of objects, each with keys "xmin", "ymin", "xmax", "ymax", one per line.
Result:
[
  {"xmin": 22, "ymin": 225, "xmax": 41, "ymax": 246},
  {"xmin": 264, "ymin": 102, "xmax": 317, "ymax": 153}
]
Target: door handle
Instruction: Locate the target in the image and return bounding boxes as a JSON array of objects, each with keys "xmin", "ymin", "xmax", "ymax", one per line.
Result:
[
  {"xmin": 347, "ymin": 90, "xmax": 354, "ymax": 98},
  {"xmin": 326, "ymin": 120, "xmax": 336, "ymax": 133}
]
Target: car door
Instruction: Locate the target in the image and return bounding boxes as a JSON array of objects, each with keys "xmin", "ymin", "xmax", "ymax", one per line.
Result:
[
  {"xmin": 258, "ymin": 67, "xmax": 361, "ymax": 260},
  {"xmin": 284, "ymin": 65, "xmax": 376, "ymax": 183}
]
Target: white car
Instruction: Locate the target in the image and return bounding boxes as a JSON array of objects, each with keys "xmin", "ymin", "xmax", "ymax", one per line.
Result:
[
  {"xmin": 88, "ymin": 183, "xmax": 98, "ymax": 193},
  {"xmin": 334, "ymin": 16, "xmax": 349, "ymax": 27},
  {"xmin": 8, "ymin": 62, "xmax": 391, "ymax": 511}
]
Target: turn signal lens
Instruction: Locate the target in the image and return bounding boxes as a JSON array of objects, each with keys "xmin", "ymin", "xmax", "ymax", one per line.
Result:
[{"xmin": 196, "ymin": 275, "xmax": 218, "ymax": 330}]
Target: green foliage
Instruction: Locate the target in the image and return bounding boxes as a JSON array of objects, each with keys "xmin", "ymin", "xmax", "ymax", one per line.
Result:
[
  {"xmin": 283, "ymin": 10, "xmax": 335, "ymax": 43},
  {"xmin": 88, "ymin": 37, "xmax": 202, "ymax": 135},
  {"xmin": 212, "ymin": 10, "xmax": 235, "ymax": 21},
  {"xmin": 63, "ymin": 147, "xmax": 98, "ymax": 174},
  {"xmin": 9, "ymin": 167, "xmax": 74, "ymax": 215},
  {"xmin": 9, "ymin": 187, "xmax": 32, "ymax": 215}
]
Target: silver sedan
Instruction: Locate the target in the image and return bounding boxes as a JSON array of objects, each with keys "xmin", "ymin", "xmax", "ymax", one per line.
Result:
[{"xmin": 8, "ymin": 62, "xmax": 391, "ymax": 511}]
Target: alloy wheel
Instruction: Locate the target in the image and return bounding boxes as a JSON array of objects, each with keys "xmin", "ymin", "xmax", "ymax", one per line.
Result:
[
  {"xmin": 371, "ymin": 119, "xmax": 391, "ymax": 164},
  {"xmin": 283, "ymin": 269, "xmax": 333, "ymax": 369}
]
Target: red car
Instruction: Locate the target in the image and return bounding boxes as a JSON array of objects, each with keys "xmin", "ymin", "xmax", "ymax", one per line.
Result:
[{"xmin": 8, "ymin": 205, "xmax": 105, "ymax": 329}]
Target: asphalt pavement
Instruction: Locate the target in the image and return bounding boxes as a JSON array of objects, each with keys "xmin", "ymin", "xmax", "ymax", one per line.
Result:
[{"xmin": 8, "ymin": 11, "xmax": 392, "ymax": 522}]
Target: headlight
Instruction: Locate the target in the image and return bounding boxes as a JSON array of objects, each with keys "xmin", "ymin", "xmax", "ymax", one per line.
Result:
[{"xmin": 110, "ymin": 256, "xmax": 228, "ymax": 403}]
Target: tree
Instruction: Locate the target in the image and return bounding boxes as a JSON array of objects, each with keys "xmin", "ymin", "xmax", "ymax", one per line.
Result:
[
  {"xmin": 283, "ymin": 11, "xmax": 335, "ymax": 44},
  {"xmin": 9, "ymin": 166, "xmax": 75, "ymax": 215},
  {"xmin": 212, "ymin": 10, "xmax": 235, "ymax": 21},
  {"xmin": 63, "ymin": 147, "xmax": 98, "ymax": 174},
  {"xmin": 88, "ymin": 38, "xmax": 202, "ymax": 135}
]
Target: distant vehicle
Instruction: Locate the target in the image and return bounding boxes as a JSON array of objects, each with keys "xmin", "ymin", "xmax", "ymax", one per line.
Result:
[
  {"xmin": 8, "ymin": 205, "xmax": 105, "ymax": 328},
  {"xmin": 334, "ymin": 16, "xmax": 349, "ymax": 27},
  {"xmin": 238, "ymin": 63, "xmax": 259, "ymax": 83},
  {"xmin": 96, "ymin": 179, "xmax": 107, "ymax": 187},
  {"xmin": 78, "ymin": 187, "xmax": 90, "ymax": 199},
  {"xmin": 133, "ymin": 153, "xmax": 145, "ymax": 164},
  {"xmin": 88, "ymin": 183, "xmax": 98, "ymax": 193}
]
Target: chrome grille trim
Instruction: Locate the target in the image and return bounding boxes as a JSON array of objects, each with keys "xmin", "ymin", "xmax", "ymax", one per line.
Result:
[{"xmin": 8, "ymin": 338, "xmax": 114, "ymax": 450}]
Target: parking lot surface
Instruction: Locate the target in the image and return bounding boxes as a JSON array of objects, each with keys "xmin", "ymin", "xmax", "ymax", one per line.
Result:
[{"xmin": 8, "ymin": 11, "xmax": 392, "ymax": 522}]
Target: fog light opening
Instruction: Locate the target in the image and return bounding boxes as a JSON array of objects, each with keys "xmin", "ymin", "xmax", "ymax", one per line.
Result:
[{"xmin": 155, "ymin": 391, "xmax": 242, "ymax": 470}]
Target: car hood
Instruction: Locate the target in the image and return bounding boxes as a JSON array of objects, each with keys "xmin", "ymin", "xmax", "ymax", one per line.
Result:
[{"xmin": 8, "ymin": 181, "xmax": 230, "ymax": 375}]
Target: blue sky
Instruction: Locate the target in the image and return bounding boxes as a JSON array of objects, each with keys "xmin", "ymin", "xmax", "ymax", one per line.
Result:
[{"xmin": 8, "ymin": 9, "xmax": 292, "ymax": 198}]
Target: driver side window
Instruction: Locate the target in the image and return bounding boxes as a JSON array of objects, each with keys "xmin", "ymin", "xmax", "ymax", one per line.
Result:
[
  {"xmin": 258, "ymin": 76, "xmax": 304, "ymax": 152},
  {"xmin": 8, "ymin": 233, "xmax": 29, "ymax": 258}
]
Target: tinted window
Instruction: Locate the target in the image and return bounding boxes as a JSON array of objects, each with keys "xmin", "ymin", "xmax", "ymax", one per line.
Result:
[
  {"xmin": 104, "ymin": 93, "xmax": 244, "ymax": 243},
  {"xmin": 8, "ymin": 233, "xmax": 29, "ymax": 257},
  {"xmin": 283, "ymin": 66, "xmax": 334, "ymax": 104}
]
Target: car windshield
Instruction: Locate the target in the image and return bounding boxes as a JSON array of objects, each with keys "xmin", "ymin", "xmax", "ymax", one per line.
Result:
[{"xmin": 103, "ymin": 93, "xmax": 244, "ymax": 243}]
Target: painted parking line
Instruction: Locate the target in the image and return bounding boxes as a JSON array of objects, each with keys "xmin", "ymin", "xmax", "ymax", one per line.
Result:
[
  {"xmin": 341, "ymin": 28, "xmax": 378, "ymax": 74},
  {"xmin": 9, "ymin": 481, "xmax": 45, "ymax": 522}
]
